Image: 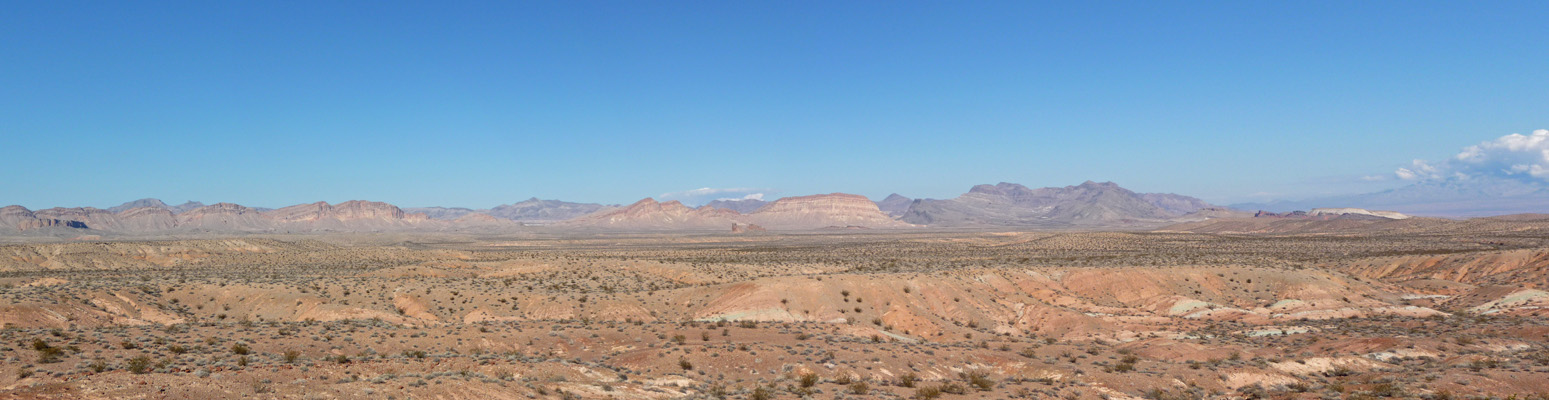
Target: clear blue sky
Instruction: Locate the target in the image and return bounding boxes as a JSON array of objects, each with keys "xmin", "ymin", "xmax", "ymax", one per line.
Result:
[{"xmin": 3, "ymin": 1, "xmax": 1546, "ymax": 209}]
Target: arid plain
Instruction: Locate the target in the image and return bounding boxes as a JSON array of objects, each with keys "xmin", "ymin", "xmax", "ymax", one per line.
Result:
[{"xmin": 4, "ymin": 219, "xmax": 1549, "ymax": 400}]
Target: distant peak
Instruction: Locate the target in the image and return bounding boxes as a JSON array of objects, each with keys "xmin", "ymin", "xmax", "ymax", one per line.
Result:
[
  {"xmin": 108, "ymin": 198, "xmax": 170, "ymax": 212},
  {"xmin": 625, "ymin": 198, "xmax": 660, "ymax": 207}
]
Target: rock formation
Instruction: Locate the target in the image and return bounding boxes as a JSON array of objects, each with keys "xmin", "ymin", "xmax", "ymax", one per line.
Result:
[
  {"xmin": 563, "ymin": 198, "xmax": 742, "ymax": 230},
  {"xmin": 902, "ymin": 181, "xmax": 1215, "ymax": 228},
  {"xmin": 874, "ymin": 193, "xmax": 912, "ymax": 217},
  {"xmin": 564, "ymin": 193, "xmax": 909, "ymax": 230},
  {"xmin": 746, "ymin": 193, "xmax": 908, "ymax": 229},
  {"xmin": 730, "ymin": 223, "xmax": 765, "ymax": 233},
  {"xmin": 703, "ymin": 198, "xmax": 768, "ymax": 214}
]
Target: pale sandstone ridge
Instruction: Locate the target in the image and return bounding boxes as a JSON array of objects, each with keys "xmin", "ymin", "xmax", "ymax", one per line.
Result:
[
  {"xmin": 564, "ymin": 193, "xmax": 910, "ymax": 230},
  {"xmin": 747, "ymin": 193, "xmax": 909, "ymax": 229},
  {"xmin": 1307, "ymin": 207, "xmax": 1410, "ymax": 220},
  {"xmin": 0, "ymin": 201, "xmax": 456, "ymax": 236},
  {"xmin": 175, "ymin": 203, "xmax": 272, "ymax": 232},
  {"xmin": 263, "ymin": 200, "xmax": 430, "ymax": 232},
  {"xmin": 1163, "ymin": 207, "xmax": 1441, "ymax": 234},
  {"xmin": 1, "ymin": 205, "xmax": 89, "ymax": 232},
  {"xmin": 114, "ymin": 207, "xmax": 178, "ymax": 231},
  {"xmin": 33, "ymin": 207, "xmax": 124, "ymax": 231},
  {"xmin": 563, "ymin": 198, "xmax": 742, "ymax": 230}
]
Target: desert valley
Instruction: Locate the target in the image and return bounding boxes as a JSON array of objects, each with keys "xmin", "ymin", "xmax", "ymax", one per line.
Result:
[
  {"xmin": 3, "ymin": 182, "xmax": 1549, "ymax": 399},
  {"xmin": 8, "ymin": 2, "xmax": 1548, "ymax": 399}
]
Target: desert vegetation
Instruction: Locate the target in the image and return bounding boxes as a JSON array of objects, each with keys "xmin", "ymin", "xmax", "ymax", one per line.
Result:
[{"xmin": 1, "ymin": 228, "xmax": 1547, "ymax": 398}]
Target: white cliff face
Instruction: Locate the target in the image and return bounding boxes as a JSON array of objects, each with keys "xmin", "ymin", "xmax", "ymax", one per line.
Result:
[
  {"xmin": 562, "ymin": 193, "xmax": 911, "ymax": 230},
  {"xmin": 1308, "ymin": 208, "xmax": 1411, "ymax": 220},
  {"xmin": 747, "ymin": 193, "xmax": 910, "ymax": 229}
]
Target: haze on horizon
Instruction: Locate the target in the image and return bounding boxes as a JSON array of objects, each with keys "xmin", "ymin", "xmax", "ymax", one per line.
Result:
[{"xmin": 3, "ymin": 2, "xmax": 1547, "ymax": 210}]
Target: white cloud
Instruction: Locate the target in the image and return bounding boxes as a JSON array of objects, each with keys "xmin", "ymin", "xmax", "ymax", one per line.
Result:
[
  {"xmin": 1397, "ymin": 129, "xmax": 1549, "ymax": 182},
  {"xmin": 658, "ymin": 187, "xmax": 771, "ymax": 206},
  {"xmin": 718, "ymin": 193, "xmax": 764, "ymax": 201}
]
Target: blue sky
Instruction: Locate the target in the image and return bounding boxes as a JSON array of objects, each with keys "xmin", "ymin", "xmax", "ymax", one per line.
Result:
[{"xmin": 3, "ymin": 1, "xmax": 1546, "ymax": 209}]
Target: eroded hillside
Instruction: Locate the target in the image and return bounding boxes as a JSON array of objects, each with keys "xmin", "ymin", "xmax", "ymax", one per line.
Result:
[{"xmin": 1, "ymin": 230, "xmax": 1547, "ymax": 399}]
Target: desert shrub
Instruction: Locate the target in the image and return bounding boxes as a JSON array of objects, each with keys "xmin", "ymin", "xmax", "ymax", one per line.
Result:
[
  {"xmin": 916, "ymin": 385, "xmax": 942, "ymax": 399},
  {"xmin": 963, "ymin": 370, "xmax": 995, "ymax": 391},
  {"xmin": 849, "ymin": 381, "xmax": 869, "ymax": 395},
  {"xmin": 1370, "ymin": 382, "xmax": 1404, "ymax": 398},
  {"xmin": 799, "ymin": 372, "xmax": 819, "ymax": 388},
  {"xmin": 36, "ymin": 346, "xmax": 63, "ymax": 363},
  {"xmin": 284, "ymin": 350, "xmax": 301, "ymax": 363},
  {"xmin": 899, "ymin": 372, "xmax": 919, "ymax": 388},
  {"xmin": 750, "ymin": 386, "xmax": 772, "ymax": 400},
  {"xmin": 127, "ymin": 355, "xmax": 153, "ymax": 374}
]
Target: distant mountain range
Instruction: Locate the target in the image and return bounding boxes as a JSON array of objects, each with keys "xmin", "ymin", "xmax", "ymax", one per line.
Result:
[
  {"xmin": 405, "ymin": 198, "xmax": 611, "ymax": 223},
  {"xmin": 702, "ymin": 198, "xmax": 768, "ymax": 214},
  {"xmin": 106, "ymin": 198, "xmax": 206, "ymax": 214},
  {"xmin": 1232, "ymin": 176, "xmax": 1549, "ymax": 217},
  {"xmin": 565, "ymin": 193, "xmax": 907, "ymax": 230},
  {"xmin": 901, "ymin": 181, "xmax": 1218, "ymax": 228},
  {"xmin": 0, "ymin": 182, "xmax": 1221, "ymax": 236},
  {"xmin": 874, "ymin": 194, "xmax": 912, "ymax": 217},
  {"xmin": 1, "ymin": 200, "xmax": 473, "ymax": 236},
  {"xmin": 15, "ymin": 178, "xmax": 1543, "ymax": 237}
]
